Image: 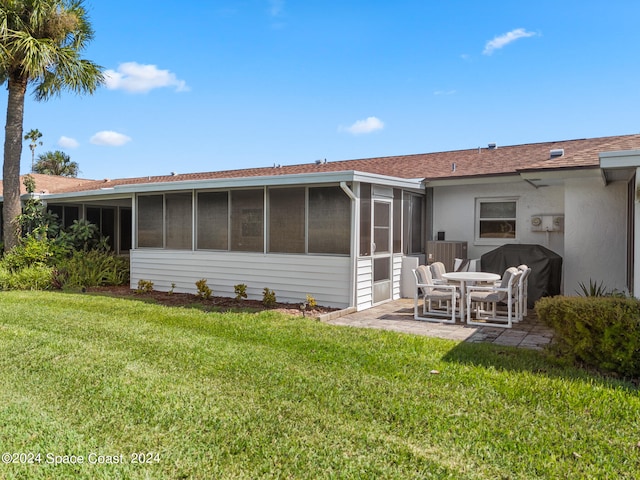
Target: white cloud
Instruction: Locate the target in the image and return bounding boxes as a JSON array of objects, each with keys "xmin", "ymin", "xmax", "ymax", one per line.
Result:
[
  {"xmin": 104, "ymin": 62, "xmax": 189, "ymax": 93},
  {"xmin": 90, "ymin": 131, "xmax": 132, "ymax": 147},
  {"xmin": 341, "ymin": 116, "xmax": 385, "ymax": 135},
  {"xmin": 483, "ymin": 28, "xmax": 537, "ymax": 55},
  {"xmin": 434, "ymin": 90, "xmax": 457, "ymax": 96},
  {"xmin": 58, "ymin": 136, "xmax": 79, "ymax": 148}
]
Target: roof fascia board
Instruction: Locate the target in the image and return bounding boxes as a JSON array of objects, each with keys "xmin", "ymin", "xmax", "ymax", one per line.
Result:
[
  {"xmin": 599, "ymin": 150, "xmax": 640, "ymax": 185},
  {"xmin": 599, "ymin": 149, "xmax": 640, "ymax": 168},
  {"xmin": 425, "ymin": 174, "xmax": 521, "ymax": 187},
  {"xmin": 519, "ymin": 167, "xmax": 601, "ymax": 181},
  {"xmin": 31, "ymin": 170, "xmax": 424, "ymax": 200},
  {"xmin": 32, "ymin": 191, "xmax": 134, "ymax": 202}
]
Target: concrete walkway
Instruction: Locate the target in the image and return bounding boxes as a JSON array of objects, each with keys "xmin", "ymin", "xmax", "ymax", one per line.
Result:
[{"xmin": 319, "ymin": 298, "xmax": 554, "ymax": 350}]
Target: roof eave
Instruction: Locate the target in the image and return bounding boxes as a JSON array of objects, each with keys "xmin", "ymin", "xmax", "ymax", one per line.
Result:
[
  {"xmin": 425, "ymin": 172, "xmax": 521, "ymax": 187},
  {"xmin": 33, "ymin": 170, "xmax": 425, "ymax": 200}
]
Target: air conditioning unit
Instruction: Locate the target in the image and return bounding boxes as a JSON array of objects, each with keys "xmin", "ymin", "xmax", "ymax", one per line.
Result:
[
  {"xmin": 530, "ymin": 215, "xmax": 544, "ymax": 232},
  {"xmin": 530, "ymin": 214, "xmax": 564, "ymax": 232},
  {"xmin": 551, "ymin": 215, "xmax": 564, "ymax": 232},
  {"xmin": 426, "ymin": 241, "xmax": 468, "ymax": 272}
]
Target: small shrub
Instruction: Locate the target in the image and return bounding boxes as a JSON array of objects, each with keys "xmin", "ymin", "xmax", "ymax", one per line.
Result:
[
  {"xmin": 306, "ymin": 294, "xmax": 317, "ymax": 309},
  {"xmin": 168, "ymin": 283, "xmax": 176, "ymax": 295},
  {"xmin": 300, "ymin": 294, "xmax": 318, "ymax": 316},
  {"xmin": 536, "ymin": 296, "xmax": 640, "ymax": 377},
  {"xmin": 55, "ymin": 250, "xmax": 129, "ymax": 288},
  {"xmin": 1, "ymin": 235, "xmax": 55, "ymax": 272},
  {"xmin": 234, "ymin": 283, "xmax": 248, "ymax": 301},
  {"xmin": 576, "ymin": 279, "xmax": 612, "ymax": 297},
  {"xmin": 0, "ymin": 264, "xmax": 54, "ymax": 290},
  {"xmin": 262, "ymin": 287, "xmax": 276, "ymax": 307},
  {"xmin": 136, "ymin": 279, "xmax": 154, "ymax": 294},
  {"xmin": 195, "ymin": 278, "xmax": 212, "ymax": 300}
]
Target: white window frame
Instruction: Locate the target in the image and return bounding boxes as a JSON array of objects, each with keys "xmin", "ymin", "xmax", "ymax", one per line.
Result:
[{"xmin": 474, "ymin": 197, "xmax": 518, "ymax": 245}]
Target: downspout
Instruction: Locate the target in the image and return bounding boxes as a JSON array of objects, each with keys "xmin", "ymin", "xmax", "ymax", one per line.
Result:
[{"xmin": 340, "ymin": 181, "xmax": 358, "ymax": 309}]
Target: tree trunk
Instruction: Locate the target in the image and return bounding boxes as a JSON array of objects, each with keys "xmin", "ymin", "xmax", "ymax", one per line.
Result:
[{"xmin": 3, "ymin": 77, "xmax": 27, "ymax": 251}]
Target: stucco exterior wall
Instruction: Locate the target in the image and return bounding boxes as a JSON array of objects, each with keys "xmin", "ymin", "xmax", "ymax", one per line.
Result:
[
  {"xmin": 564, "ymin": 177, "xmax": 627, "ymax": 295},
  {"xmin": 432, "ymin": 181, "xmax": 565, "ymax": 261}
]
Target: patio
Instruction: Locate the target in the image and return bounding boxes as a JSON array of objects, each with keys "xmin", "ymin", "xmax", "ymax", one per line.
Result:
[{"xmin": 319, "ymin": 298, "xmax": 554, "ymax": 350}]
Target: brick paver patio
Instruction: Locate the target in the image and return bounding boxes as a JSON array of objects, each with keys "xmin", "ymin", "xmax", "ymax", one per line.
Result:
[{"xmin": 319, "ymin": 298, "xmax": 554, "ymax": 350}]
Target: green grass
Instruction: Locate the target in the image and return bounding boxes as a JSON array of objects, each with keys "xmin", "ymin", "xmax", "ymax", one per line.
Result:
[{"xmin": 0, "ymin": 291, "xmax": 638, "ymax": 479}]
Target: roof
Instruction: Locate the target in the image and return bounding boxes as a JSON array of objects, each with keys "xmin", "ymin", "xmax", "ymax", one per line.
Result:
[
  {"xmin": 4, "ymin": 134, "xmax": 640, "ymax": 196},
  {"xmin": 0, "ymin": 173, "xmax": 96, "ymax": 196}
]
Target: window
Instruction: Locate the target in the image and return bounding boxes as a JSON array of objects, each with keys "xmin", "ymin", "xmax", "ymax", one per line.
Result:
[
  {"xmin": 197, "ymin": 191, "xmax": 228, "ymax": 250},
  {"xmin": 230, "ymin": 189, "xmax": 264, "ymax": 252},
  {"xmin": 120, "ymin": 208, "xmax": 132, "ymax": 251},
  {"xmin": 166, "ymin": 192, "xmax": 192, "ymax": 249},
  {"xmin": 137, "ymin": 195, "xmax": 163, "ymax": 248},
  {"xmin": 86, "ymin": 207, "xmax": 116, "ymax": 250},
  {"xmin": 476, "ymin": 198, "xmax": 517, "ymax": 241},
  {"xmin": 47, "ymin": 205, "xmax": 80, "ymax": 229},
  {"xmin": 268, "ymin": 187, "xmax": 305, "ymax": 253},
  {"xmin": 359, "ymin": 183, "xmax": 371, "ymax": 256},
  {"xmin": 403, "ymin": 193, "xmax": 424, "ymax": 254},
  {"xmin": 135, "ymin": 185, "xmax": 353, "ymax": 255},
  {"xmin": 393, "ymin": 189, "xmax": 402, "ymax": 253},
  {"xmin": 137, "ymin": 193, "xmax": 193, "ymax": 249},
  {"xmin": 308, "ymin": 186, "xmax": 350, "ymax": 255}
]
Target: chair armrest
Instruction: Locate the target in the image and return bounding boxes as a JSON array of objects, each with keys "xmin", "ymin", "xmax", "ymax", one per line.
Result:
[
  {"xmin": 416, "ymin": 283, "xmax": 458, "ymax": 293},
  {"xmin": 466, "ymin": 285, "xmax": 508, "ymax": 293}
]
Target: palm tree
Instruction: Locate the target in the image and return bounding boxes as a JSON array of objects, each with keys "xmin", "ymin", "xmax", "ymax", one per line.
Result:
[
  {"xmin": 24, "ymin": 128, "xmax": 43, "ymax": 172},
  {"xmin": 33, "ymin": 150, "xmax": 79, "ymax": 177},
  {"xmin": 0, "ymin": 0, "xmax": 103, "ymax": 250}
]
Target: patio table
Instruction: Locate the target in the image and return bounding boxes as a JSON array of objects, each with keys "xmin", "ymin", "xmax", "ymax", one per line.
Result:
[{"xmin": 441, "ymin": 272, "xmax": 501, "ymax": 322}]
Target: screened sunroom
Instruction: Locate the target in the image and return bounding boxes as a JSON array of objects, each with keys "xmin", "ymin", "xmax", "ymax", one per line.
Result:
[{"xmin": 126, "ymin": 171, "xmax": 426, "ymax": 310}]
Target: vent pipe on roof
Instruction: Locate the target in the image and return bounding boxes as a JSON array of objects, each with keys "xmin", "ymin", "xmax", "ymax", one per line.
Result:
[
  {"xmin": 488, "ymin": 142, "xmax": 497, "ymax": 149},
  {"xmin": 549, "ymin": 149, "xmax": 564, "ymax": 158}
]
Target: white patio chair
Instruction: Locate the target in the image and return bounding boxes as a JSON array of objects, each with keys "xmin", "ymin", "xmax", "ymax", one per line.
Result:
[
  {"xmin": 466, "ymin": 267, "xmax": 521, "ymax": 328},
  {"xmin": 516, "ymin": 265, "xmax": 532, "ymax": 320},
  {"xmin": 453, "ymin": 258, "xmax": 470, "ymax": 272},
  {"xmin": 413, "ymin": 266, "xmax": 459, "ymax": 324},
  {"xmin": 430, "ymin": 262, "xmax": 447, "ymax": 284}
]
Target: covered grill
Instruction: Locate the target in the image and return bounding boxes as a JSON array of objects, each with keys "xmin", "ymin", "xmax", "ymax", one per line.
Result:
[{"xmin": 480, "ymin": 244, "xmax": 562, "ymax": 307}]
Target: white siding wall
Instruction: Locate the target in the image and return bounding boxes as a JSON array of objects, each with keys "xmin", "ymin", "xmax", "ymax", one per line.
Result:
[
  {"xmin": 564, "ymin": 177, "xmax": 627, "ymax": 295},
  {"xmin": 355, "ymin": 257, "xmax": 372, "ymax": 311},
  {"xmin": 130, "ymin": 249, "xmax": 351, "ymax": 308},
  {"xmin": 392, "ymin": 254, "xmax": 403, "ymax": 299},
  {"xmin": 433, "ymin": 182, "xmax": 565, "ymax": 260}
]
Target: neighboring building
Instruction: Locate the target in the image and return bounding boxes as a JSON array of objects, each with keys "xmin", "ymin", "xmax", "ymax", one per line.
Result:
[{"xmin": 1, "ymin": 133, "xmax": 638, "ymax": 310}]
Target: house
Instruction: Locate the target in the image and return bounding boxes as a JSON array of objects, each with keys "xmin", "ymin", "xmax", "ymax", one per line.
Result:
[{"xmin": 1, "ymin": 133, "xmax": 638, "ymax": 310}]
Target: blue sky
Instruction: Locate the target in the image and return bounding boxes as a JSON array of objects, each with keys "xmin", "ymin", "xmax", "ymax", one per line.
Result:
[{"xmin": 7, "ymin": 0, "xmax": 640, "ymax": 179}]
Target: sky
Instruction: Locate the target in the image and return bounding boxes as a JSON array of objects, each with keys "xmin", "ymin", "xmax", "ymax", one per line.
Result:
[{"xmin": 5, "ymin": 0, "xmax": 640, "ymax": 180}]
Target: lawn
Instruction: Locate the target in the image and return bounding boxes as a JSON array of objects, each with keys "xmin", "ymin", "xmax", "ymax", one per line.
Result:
[{"xmin": 0, "ymin": 291, "xmax": 638, "ymax": 479}]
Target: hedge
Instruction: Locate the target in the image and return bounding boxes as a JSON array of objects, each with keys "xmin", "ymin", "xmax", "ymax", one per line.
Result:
[{"xmin": 536, "ymin": 296, "xmax": 640, "ymax": 377}]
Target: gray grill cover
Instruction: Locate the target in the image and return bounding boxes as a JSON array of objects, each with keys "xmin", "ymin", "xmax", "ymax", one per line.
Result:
[{"xmin": 480, "ymin": 244, "xmax": 562, "ymax": 307}]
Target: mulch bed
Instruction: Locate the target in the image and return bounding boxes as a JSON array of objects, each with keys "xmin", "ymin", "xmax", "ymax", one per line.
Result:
[{"xmin": 86, "ymin": 286, "xmax": 339, "ymax": 318}]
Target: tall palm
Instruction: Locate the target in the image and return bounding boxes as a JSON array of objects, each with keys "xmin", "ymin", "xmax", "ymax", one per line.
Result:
[
  {"xmin": 24, "ymin": 128, "xmax": 43, "ymax": 172},
  {"xmin": 0, "ymin": 0, "xmax": 103, "ymax": 250},
  {"xmin": 34, "ymin": 150, "xmax": 78, "ymax": 177}
]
